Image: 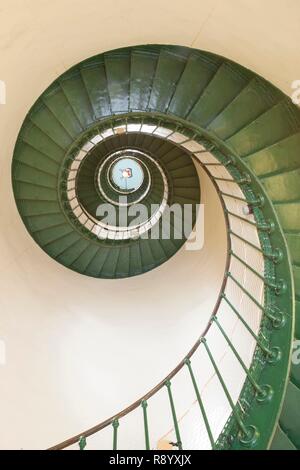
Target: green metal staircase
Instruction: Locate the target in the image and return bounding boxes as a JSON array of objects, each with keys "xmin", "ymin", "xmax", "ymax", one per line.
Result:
[{"xmin": 11, "ymin": 45, "xmax": 300, "ymax": 449}]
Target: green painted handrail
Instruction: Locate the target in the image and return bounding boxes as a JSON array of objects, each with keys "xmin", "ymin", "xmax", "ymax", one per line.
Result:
[
  {"xmin": 112, "ymin": 419, "xmax": 119, "ymax": 450},
  {"xmin": 165, "ymin": 381, "xmax": 182, "ymax": 450}
]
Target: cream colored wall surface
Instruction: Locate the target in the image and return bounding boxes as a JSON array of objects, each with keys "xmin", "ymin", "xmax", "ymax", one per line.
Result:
[{"xmin": 0, "ymin": 150, "xmax": 226, "ymax": 449}]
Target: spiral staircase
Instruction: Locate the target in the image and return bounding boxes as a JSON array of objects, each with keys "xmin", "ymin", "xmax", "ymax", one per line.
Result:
[{"xmin": 10, "ymin": 44, "xmax": 300, "ymax": 450}]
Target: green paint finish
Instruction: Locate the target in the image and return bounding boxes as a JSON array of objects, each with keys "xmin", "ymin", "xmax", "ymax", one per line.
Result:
[
  {"xmin": 59, "ymin": 72, "xmax": 94, "ymax": 128},
  {"xmin": 285, "ymin": 234, "xmax": 300, "ymax": 265},
  {"xmin": 188, "ymin": 62, "xmax": 251, "ymax": 127},
  {"xmin": 20, "ymin": 124, "xmax": 65, "ymax": 163},
  {"xmin": 105, "ymin": 52, "xmax": 130, "ymax": 114},
  {"xmin": 29, "ymin": 106, "xmax": 73, "ymax": 150},
  {"xmin": 292, "ymin": 265, "xmax": 300, "ymax": 299},
  {"xmin": 129, "ymin": 242, "xmax": 143, "ymax": 276},
  {"xmin": 15, "ymin": 142, "xmax": 60, "ymax": 176},
  {"xmin": 148, "ymin": 48, "xmax": 189, "ymax": 112},
  {"xmin": 44, "ymin": 231, "xmax": 81, "ymax": 259},
  {"xmin": 168, "ymin": 51, "xmax": 221, "ymax": 118},
  {"xmin": 274, "ymin": 203, "xmax": 300, "ymax": 232},
  {"xmin": 295, "ymin": 301, "xmax": 300, "ymax": 339},
  {"xmin": 290, "ymin": 362, "xmax": 300, "ymax": 388},
  {"xmin": 80, "ymin": 63, "xmax": 111, "ymax": 119},
  {"xmin": 115, "ymin": 244, "xmax": 130, "ymax": 278},
  {"xmin": 57, "ymin": 238, "xmax": 90, "ymax": 267},
  {"xmin": 262, "ymin": 168, "xmax": 300, "ymax": 202},
  {"xmin": 227, "ymin": 100, "xmax": 300, "ymax": 157},
  {"xmin": 17, "ymin": 200, "xmax": 61, "ymax": 217},
  {"xmin": 270, "ymin": 426, "xmax": 297, "ymax": 450},
  {"xmin": 43, "ymin": 86, "xmax": 83, "ymax": 138},
  {"xmin": 208, "ymin": 78, "xmax": 282, "ymax": 140},
  {"xmin": 12, "ymin": 44, "xmax": 300, "ymax": 449},
  {"xmin": 14, "ymin": 182, "xmax": 57, "ymax": 201},
  {"xmin": 244, "ymin": 133, "xmax": 300, "ymax": 178},
  {"xmin": 85, "ymin": 247, "xmax": 110, "ymax": 278},
  {"xmin": 130, "ymin": 49, "xmax": 158, "ymax": 111},
  {"xmin": 139, "ymin": 239, "xmax": 155, "ymax": 269},
  {"xmin": 71, "ymin": 244, "xmax": 100, "ymax": 273},
  {"xmin": 13, "ymin": 161, "xmax": 57, "ymax": 188},
  {"xmin": 25, "ymin": 213, "xmax": 66, "ymax": 232},
  {"xmin": 101, "ymin": 247, "xmax": 120, "ymax": 278}
]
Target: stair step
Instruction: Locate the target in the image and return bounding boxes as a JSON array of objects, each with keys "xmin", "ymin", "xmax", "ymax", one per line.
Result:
[
  {"xmin": 80, "ymin": 60, "xmax": 111, "ymax": 119},
  {"xmin": 57, "ymin": 238, "xmax": 90, "ymax": 266},
  {"xmin": 14, "ymin": 181, "xmax": 57, "ymax": 201},
  {"xmin": 129, "ymin": 242, "xmax": 143, "ymax": 275},
  {"xmin": 101, "ymin": 247, "xmax": 121, "ymax": 278},
  {"xmin": 13, "ymin": 161, "xmax": 57, "ymax": 188},
  {"xmin": 172, "ymin": 176, "xmax": 199, "ymax": 187},
  {"xmin": 275, "ymin": 203, "xmax": 300, "ymax": 232},
  {"xmin": 115, "ymin": 244, "xmax": 130, "ymax": 277},
  {"xmin": 270, "ymin": 425, "xmax": 297, "ymax": 450},
  {"xmin": 26, "ymin": 213, "xmax": 66, "ymax": 232},
  {"xmin": 19, "ymin": 124, "xmax": 65, "ymax": 163},
  {"xmin": 139, "ymin": 238, "xmax": 156, "ymax": 270},
  {"xmin": 71, "ymin": 244, "xmax": 100, "ymax": 273},
  {"xmin": 45, "ymin": 231, "xmax": 80, "ymax": 258},
  {"xmin": 15, "ymin": 142, "xmax": 60, "ymax": 176},
  {"xmin": 227, "ymin": 100, "xmax": 300, "ymax": 157},
  {"xmin": 208, "ymin": 78, "xmax": 282, "ymax": 140},
  {"xmin": 30, "ymin": 105, "xmax": 73, "ymax": 150},
  {"xmin": 130, "ymin": 48, "xmax": 158, "ymax": 110},
  {"xmin": 17, "ymin": 200, "xmax": 61, "ymax": 217},
  {"xmin": 43, "ymin": 84, "xmax": 83, "ymax": 138},
  {"xmin": 162, "ymin": 152, "xmax": 189, "ymax": 169},
  {"xmin": 168, "ymin": 51, "xmax": 222, "ymax": 117},
  {"xmin": 85, "ymin": 247, "xmax": 110, "ymax": 277},
  {"xmin": 245, "ymin": 133, "xmax": 300, "ymax": 178},
  {"xmin": 262, "ymin": 168, "xmax": 300, "ymax": 203},
  {"xmin": 169, "ymin": 165, "xmax": 197, "ymax": 178}
]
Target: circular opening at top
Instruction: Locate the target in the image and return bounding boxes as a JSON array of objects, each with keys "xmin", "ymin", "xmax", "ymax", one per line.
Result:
[{"xmin": 110, "ymin": 157, "xmax": 144, "ymax": 193}]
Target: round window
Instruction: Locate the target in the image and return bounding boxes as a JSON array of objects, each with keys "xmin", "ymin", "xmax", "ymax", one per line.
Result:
[{"xmin": 110, "ymin": 157, "xmax": 144, "ymax": 192}]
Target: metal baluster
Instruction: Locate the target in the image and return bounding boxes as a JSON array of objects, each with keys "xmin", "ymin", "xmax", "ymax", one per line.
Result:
[
  {"xmin": 112, "ymin": 419, "xmax": 119, "ymax": 450},
  {"xmin": 227, "ymin": 272, "xmax": 264, "ymax": 311},
  {"xmin": 222, "ymin": 294, "xmax": 281, "ymax": 363},
  {"xmin": 165, "ymin": 380, "xmax": 182, "ymax": 450},
  {"xmin": 202, "ymin": 338, "xmax": 259, "ymax": 447},
  {"xmin": 230, "ymin": 251, "xmax": 286, "ymax": 294},
  {"xmin": 229, "ymin": 230, "xmax": 262, "ymax": 253},
  {"xmin": 229, "ymin": 231, "xmax": 282, "ymax": 263},
  {"xmin": 78, "ymin": 435, "xmax": 86, "ymax": 450},
  {"xmin": 212, "ymin": 317, "xmax": 273, "ymax": 403}
]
